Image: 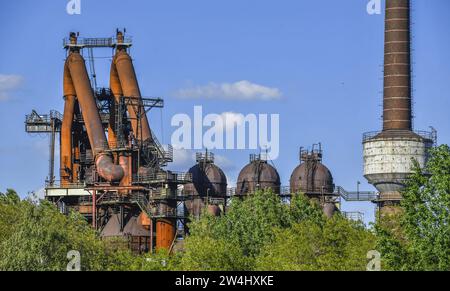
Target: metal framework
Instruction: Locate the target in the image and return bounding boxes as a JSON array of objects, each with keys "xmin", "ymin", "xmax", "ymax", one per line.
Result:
[
  {"xmin": 25, "ymin": 110, "xmax": 62, "ymax": 185},
  {"xmin": 25, "ymin": 33, "xmax": 194, "ymax": 253}
]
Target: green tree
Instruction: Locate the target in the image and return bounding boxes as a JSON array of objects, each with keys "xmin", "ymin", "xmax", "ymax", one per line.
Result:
[
  {"xmin": 0, "ymin": 189, "xmax": 22, "ymax": 243},
  {"xmin": 0, "ymin": 200, "xmax": 109, "ymax": 271},
  {"xmin": 256, "ymin": 217, "xmax": 375, "ymax": 271},
  {"xmin": 179, "ymin": 190, "xmax": 291, "ymax": 270},
  {"xmin": 0, "ymin": 191, "xmax": 180, "ymax": 271},
  {"xmin": 376, "ymin": 145, "xmax": 450, "ymax": 271},
  {"xmin": 180, "ymin": 189, "xmax": 375, "ymax": 271}
]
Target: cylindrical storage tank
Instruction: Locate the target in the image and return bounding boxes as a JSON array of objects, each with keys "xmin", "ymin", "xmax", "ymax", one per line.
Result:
[
  {"xmin": 184, "ymin": 163, "xmax": 227, "ymax": 197},
  {"xmin": 363, "ymin": 131, "xmax": 434, "ymax": 212},
  {"xmin": 363, "ymin": 133, "xmax": 432, "ymax": 194},
  {"xmin": 236, "ymin": 155, "xmax": 281, "ymax": 196},
  {"xmin": 290, "ymin": 145, "xmax": 338, "ymax": 217},
  {"xmin": 184, "ymin": 152, "xmax": 227, "ymax": 217},
  {"xmin": 155, "ymin": 219, "xmax": 176, "ymax": 251},
  {"xmin": 155, "ymin": 200, "xmax": 177, "ymax": 250},
  {"xmin": 290, "ymin": 163, "xmax": 334, "ymax": 195}
]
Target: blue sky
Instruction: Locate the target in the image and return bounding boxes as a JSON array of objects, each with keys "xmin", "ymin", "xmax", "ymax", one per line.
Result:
[{"xmin": 0, "ymin": 0, "xmax": 449, "ymax": 224}]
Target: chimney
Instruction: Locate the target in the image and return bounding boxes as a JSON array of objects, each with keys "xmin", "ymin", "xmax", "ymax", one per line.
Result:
[{"xmin": 383, "ymin": 0, "xmax": 412, "ymax": 131}]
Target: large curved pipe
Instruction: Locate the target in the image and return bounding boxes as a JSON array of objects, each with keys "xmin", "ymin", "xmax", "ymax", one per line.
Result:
[
  {"xmin": 65, "ymin": 46, "xmax": 124, "ymax": 182},
  {"xmin": 113, "ymin": 32, "xmax": 152, "ymax": 143}
]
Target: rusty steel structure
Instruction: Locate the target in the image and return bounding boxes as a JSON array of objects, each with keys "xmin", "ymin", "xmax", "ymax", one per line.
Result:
[
  {"xmin": 290, "ymin": 144, "xmax": 339, "ymax": 218},
  {"xmin": 363, "ymin": 0, "xmax": 435, "ymax": 215},
  {"xmin": 236, "ymin": 153, "xmax": 281, "ymax": 196},
  {"xmin": 183, "ymin": 151, "xmax": 228, "ymax": 219},
  {"xmin": 26, "ymin": 31, "xmax": 192, "ymax": 253},
  {"xmin": 24, "ymin": 3, "xmax": 441, "ymax": 243}
]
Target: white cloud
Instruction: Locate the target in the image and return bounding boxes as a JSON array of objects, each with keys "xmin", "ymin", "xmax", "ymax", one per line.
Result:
[
  {"xmin": 220, "ymin": 112, "xmax": 245, "ymax": 133},
  {"xmin": 0, "ymin": 74, "xmax": 24, "ymax": 101},
  {"xmin": 175, "ymin": 80, "xmax": 282, "ymax": 101}
]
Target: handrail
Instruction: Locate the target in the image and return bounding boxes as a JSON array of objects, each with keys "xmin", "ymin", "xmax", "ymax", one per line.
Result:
[
  {"xmin": 133, "ymin": 172, "xmax": 192, "ymax": 184},
  {"xmin": 363, "ymin": 130, "xmax": 434, "ymax": 142},
  {"xmin": 26, "ymin": 110, "xmax": 63, "ymax": 124},
  {"xmin": 335, "ymin": 186, "xmax": 378, "ymax": 201},
  {"xmin": 46, "ymin": 181, "xmax": 87, "ymax": 189},
  {"xmin": 63, "ymin": 37, "xmax": 133, "ymax": 48}
]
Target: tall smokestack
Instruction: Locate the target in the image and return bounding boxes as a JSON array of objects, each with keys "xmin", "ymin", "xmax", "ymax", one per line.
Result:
[
  {"xmin": 383, "ymin": 0, "xmax": 412, "ymax": 131},
  {"xmin": 363, "ymin": 0, "xmax": 434, "ymax": 216}
]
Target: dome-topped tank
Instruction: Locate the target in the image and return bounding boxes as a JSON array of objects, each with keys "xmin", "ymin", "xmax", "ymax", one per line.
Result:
[
  {"xmin": 184, "ymin": 151, "xmax": 227, "ymax": 218},
  {"xmin": 290, "ymin": 163, "xmax": 334, "ymax": 194},
  {"xmin": 290, "ymin": 144, "xmax": 335, "ymax": 195},
  {"xmin": 184, "ymin": 152, "xmax": 227, "ymax": 197},
  {"xmin": 290, "ymin": 144, "xmax": 338, "ymax": 217},
  {"xmin": 236, "ymin": 154, "xmax": 281, "ymax": 195}
]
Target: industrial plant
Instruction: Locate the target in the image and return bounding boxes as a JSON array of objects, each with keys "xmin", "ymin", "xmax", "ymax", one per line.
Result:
[{"xmin": 23, "ymin": 0, "xmax": 436, "ymax": 253}]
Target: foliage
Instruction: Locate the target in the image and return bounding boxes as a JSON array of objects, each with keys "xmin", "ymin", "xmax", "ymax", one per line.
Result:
[
  {"xmin": 256, "ymin": 218, "xmax": 375, "ymax": 271},
  {"xmin": 375, "ymin": 145, "xmax": 450, "ymax": 271},
  {"xmin": 9, "ymin": 145, "xmax": 450, "ymax": 273},
  {"xmin": 0, "ymin": 199, "xmax": 109, "ymax": 271},
  {"xmin": 0, "ymin": 191, "xmax": 177, "ymax": 271},
  {"xmin": 180, "ymin": 190, "xmax": 375, "ymax": 271},
  {"xmin": 0, "ymin": 189, "xmax": 23, "ymax": 243}
]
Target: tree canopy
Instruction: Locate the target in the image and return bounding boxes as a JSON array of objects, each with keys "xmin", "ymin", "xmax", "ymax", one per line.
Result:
[
  {"xmin": 1, "ymin": 145, "xmax": 448, "ymax": 271},
  {"xmin": 375, "ymin": 145, "xmax": 450, "ymax": 271},
  {"xmin": 179, "ymin": 190, "xmax": 375, "ymax": 271}
]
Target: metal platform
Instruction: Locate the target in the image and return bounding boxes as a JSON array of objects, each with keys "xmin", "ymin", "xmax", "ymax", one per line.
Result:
[
  {"xmin": 63, "ymin": 37, "xmax": 133, "ymax": 49},
  {"xmin": 25, "ymin": 110, "xmax": 62, "ymax": 133}
]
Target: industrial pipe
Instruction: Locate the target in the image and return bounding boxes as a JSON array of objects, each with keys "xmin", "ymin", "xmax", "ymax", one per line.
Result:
[
  {"xmin": 61, "ymin": 61, "xmax": 77, "ymax": 185},
  {"xmin": 64, "ymin": 38, "xmax": 124, "ymax": 182},
  {"xmin": 110, "ymin": 53, "xmax": 131, "ymax": 187},
  {"xmin": 108, "ymin": 61, "xmax": 123, "ymax": 147},
  {"xmin": 112, "ymin": 31, "xmax": 152, "ymax": 142}
]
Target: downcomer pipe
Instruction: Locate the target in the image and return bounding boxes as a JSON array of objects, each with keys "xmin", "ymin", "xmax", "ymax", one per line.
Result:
[
  {"xmin": 64, "ymin": 34, "xmax": 124, "ymax": 182},
  {"xmin": 61, "ymin": 61, "xmax": 77, "ymax": 185},
  {"xmin": 110, "ymin": 54, "xmax": 131, "ymax": 186}
]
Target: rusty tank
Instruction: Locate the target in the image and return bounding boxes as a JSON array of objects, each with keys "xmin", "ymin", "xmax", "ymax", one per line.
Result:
[
  {"xmin": 236, "ymin": 154, "xmax": 281, "ymax": 196},
  {"xmin": 184, "ymin": 151, "xmax": 227, "ymax": 217},
  {"xmin": 290, "ymin": 144, "xmax": 338, "ymax": 218}
]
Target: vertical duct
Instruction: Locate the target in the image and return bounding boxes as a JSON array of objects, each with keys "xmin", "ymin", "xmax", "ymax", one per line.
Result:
[
  {"xmin": 60, "ymin": 33, "xmax": 78, "ymax": 186},
  {"xmin": 112, "ymin": 31, "xmax": 153, "ymax": 143},
  {"xmin": 61, "ymin": 65, "xmax": 76, "ymax": 185},
  {"xmin": 383, "ymin": 0, "xmax": 412, "ymax": 131},
  {"xmin": 110, "ymin": 61, "xmax": 130, "ymax": 187}
]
